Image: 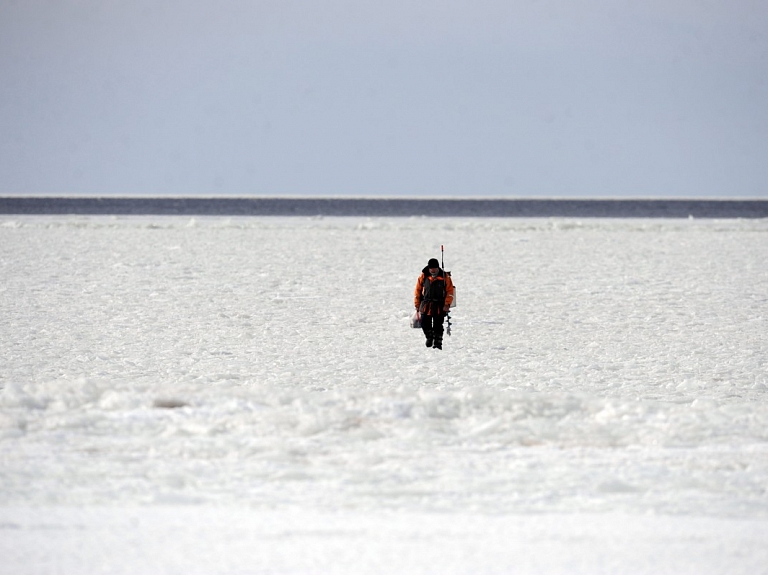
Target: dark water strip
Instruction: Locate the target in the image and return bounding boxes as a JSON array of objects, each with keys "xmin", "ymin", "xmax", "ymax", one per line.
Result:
[{"xmin": 1, "ymin": 197, "xmax": 767, "ymax": 218}]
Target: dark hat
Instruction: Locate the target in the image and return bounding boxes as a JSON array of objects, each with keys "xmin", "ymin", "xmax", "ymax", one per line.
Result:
[{"xmin": 427, "ymin": 258, "xmax": 439, "ymax": 268}]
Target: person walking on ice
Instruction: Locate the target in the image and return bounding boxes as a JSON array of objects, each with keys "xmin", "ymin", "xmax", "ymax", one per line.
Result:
[{"xmin": 414, "ymin": 257, "xmax": 454, "ymax": 349}]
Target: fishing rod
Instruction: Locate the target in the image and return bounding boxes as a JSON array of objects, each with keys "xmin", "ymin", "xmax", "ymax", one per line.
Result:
[{"xmin": 442, "ymin": 245, "xmax": 452, "ymax": 337}]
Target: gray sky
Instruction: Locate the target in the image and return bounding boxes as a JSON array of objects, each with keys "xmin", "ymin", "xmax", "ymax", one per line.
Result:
[{"xmin": 1, "ymin": 0, "xmax": 767, "ymax": 197}]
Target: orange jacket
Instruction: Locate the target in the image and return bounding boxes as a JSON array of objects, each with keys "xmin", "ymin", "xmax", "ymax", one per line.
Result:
[{"xmin": 414, "ymin": 268, "xmax": 454, "ymax": 315}]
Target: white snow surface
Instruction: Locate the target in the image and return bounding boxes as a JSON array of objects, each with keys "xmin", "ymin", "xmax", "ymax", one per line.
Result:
[{"xmin": 1, "ymin": 215, "xmax": 767, "ymax": 574}]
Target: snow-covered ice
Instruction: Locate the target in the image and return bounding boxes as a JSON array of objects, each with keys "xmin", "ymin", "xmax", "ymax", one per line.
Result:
[{"xmin": 1, "ymin": 215, "xmax": 767, "ymax": 574}]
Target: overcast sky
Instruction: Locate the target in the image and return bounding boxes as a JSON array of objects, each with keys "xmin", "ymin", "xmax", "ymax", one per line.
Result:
[{"xmin": 1, "ymin": 0, "xmax": 767, "ymax": 197}]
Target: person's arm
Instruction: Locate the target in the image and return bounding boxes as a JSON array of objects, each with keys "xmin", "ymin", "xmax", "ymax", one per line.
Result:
[
  {"xmin": 444, "ymin": 274, "xmax": 454, "ymax": 311},
  {"xmin": 414, "ymin": 274, "xmax": 424, "ymax": 309}
]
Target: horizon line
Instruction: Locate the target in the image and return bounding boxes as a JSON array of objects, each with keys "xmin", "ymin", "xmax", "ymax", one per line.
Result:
[{"xmin": 2, "ymin": 196, "xmax": 767, "ymax": 218}]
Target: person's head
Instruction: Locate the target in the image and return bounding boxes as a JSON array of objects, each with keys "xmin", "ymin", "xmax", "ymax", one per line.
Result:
[{"xmin": 427, "ymin": 258, "xmax": 439, "ymax": 276}]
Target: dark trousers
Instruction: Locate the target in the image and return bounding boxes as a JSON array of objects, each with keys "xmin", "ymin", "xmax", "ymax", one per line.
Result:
[{"xmin": 421, "ymin": 314, "xmax": 445, "ymax": 343}]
